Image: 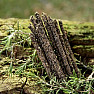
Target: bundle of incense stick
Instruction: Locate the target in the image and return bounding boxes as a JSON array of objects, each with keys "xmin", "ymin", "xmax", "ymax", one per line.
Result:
[{"xmin": 28, "ymin": 12, "xmax": 80, "ymax": 79}]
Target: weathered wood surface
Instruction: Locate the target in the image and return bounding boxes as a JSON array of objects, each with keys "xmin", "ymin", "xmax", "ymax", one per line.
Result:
[
  {"xmin": 0, "ymin": 75, "xmax": 41, "ymax": 94},
  {"xmin": 0, "ymin": 57, "xmax": 42, "ymax": 94}
]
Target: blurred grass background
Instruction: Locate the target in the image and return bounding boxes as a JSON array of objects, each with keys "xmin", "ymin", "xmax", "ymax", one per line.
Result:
[{"xmin": 0, "ymin": 0, "xmax": 94, "ymax": 22}]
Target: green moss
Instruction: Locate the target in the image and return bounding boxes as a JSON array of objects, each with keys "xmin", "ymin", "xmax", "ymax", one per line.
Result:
[
  {"xmin": 62, "ymin": 20, "xmax": 94, "ymax": 35},
  {"xmin": 0, "ymin": 18, "xmax": 94, "ymax": 34},
  {"xmin": 73, "ymin": 45, "xmax": 94, "ymax": 49}
]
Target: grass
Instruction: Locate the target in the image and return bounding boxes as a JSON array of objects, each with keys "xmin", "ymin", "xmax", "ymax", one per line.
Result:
[{"xmin": 0, "ymin": 0, "xmax": 94, "ymax": 22}]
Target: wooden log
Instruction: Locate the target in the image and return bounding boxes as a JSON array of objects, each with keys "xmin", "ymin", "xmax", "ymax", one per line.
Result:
[
  {"xmin": 62, "ymin": 21, "xmax": 94, "ymax": 59},
  {"xmin": 0, "ymin": 18, "xmax": 94, "ymax": 63}
]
